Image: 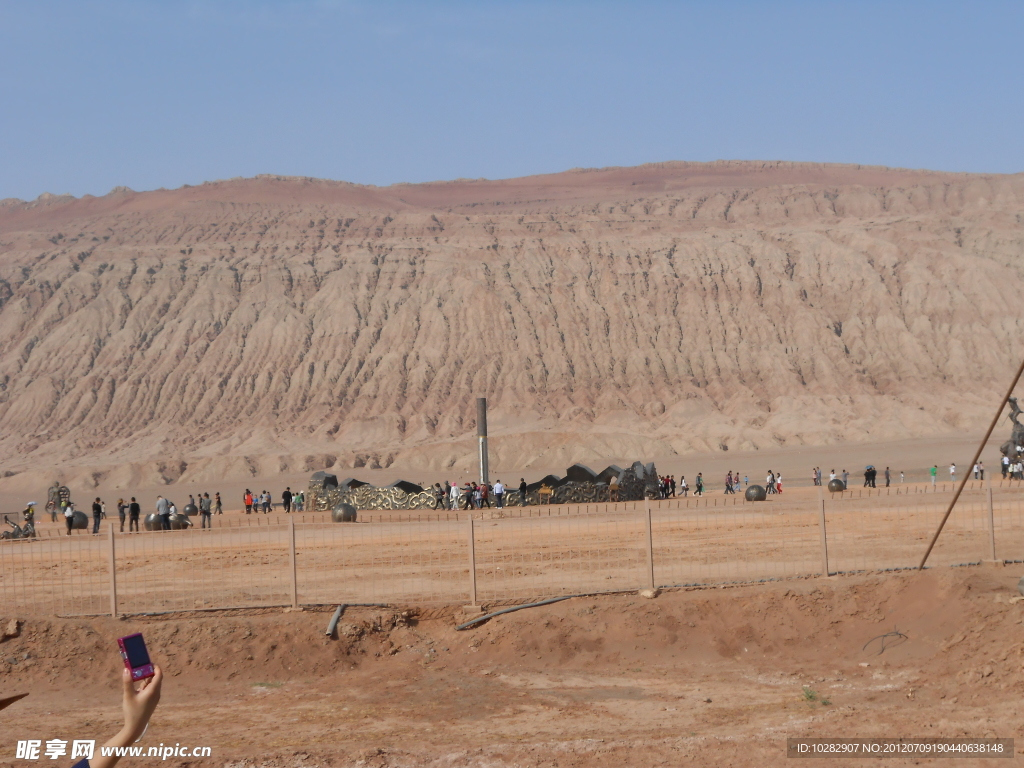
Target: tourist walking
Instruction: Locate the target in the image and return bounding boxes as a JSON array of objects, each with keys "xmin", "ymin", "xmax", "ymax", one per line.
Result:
[
  {"xmin": 282, "ymin": 487, "xmax": 293, "ymax": 514},
  {"xmin": 200, "ymin": 492, "xmax": 212, "ymax": 528},
  {"xmin": 695, "ymin": 473, "xmax": 704, "ymax": 496},
  {"xmin": 680, "ymin": 476, "xmax": 688, "ymax": 496},
  {"xmin": 128, "ymin": 497, "xmax": 141, "ymax": 532},
  {"xmin": 215, "ymin": 492, "xmax": 223, "ymax": 514},
  {"xmin": 979, "ymin": 461, "xmax": 985, "ymax": 481}
]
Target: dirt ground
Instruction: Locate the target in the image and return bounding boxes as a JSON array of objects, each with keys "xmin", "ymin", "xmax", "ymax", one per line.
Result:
[{"xmin": 2, "ymin": 565, "xmax": 1024, "ymax": 767}]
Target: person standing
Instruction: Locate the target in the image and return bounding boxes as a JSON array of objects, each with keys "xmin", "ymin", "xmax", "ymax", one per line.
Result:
[
  {"xmin": 842, "ymin": 469, "xmax": 849, "ymax": 487},
  {"xmin": 949, "ymin": 463, "xmax": 956, "ymax": 483},
  {"xmin": 244, "ymin": 490, "xmax": 253, "ymax": 514},
  {"xmin": 973, "ymin": 463, "xmax": 980, "ymax": 480},
  {"xmin": 199, "ymin": 492, "xmax": 212, "ymax": 529},
  {"xmin": 766, "ymin": 471, "xmax": 775, "ymax": 494},
  {"xmin": 695, "ymin": 473, "xmax": 704, "ymax": 496},
  {"xmin": 725, "ymin": 471, "xmax": 734, "ymax": 494},
  {"xmin": 885, "ymin": 467, "xmax": 891, "ymax": 487},
  {"xmin": 930, "ymin": 465, "xmax": 938, "ymax": 487},
  {"xmin": 979, "ymin": 461, "xmax": 985, "ymax": 481},
  {"xmin": 829, "ymin": 469, "xmax": 836, "ymax": 483},
  {"xmin": 519, "ymin": 478, "xmax": 529, "ymax": 506},
  {"xmin": 900, "ymin": 471, "xmax": 905, "ymax": 483},
  {"xmin": 493, "ymin": 479, "xmax": 505, "ymax": 508},
  {"xmin": 215, "ymin": 492, "xmax": 223, "ymax": 514},
  {"xmin": 117, "ymin": 498, "xmax": 127, "ymax": 532},
  {"xmin": 670, "ymin": 476, "xmax": 676, "ymax": 496},
  {"xmin": 64, "ymin": 502, "xmax": 75, "ymax": 535},
  {"xmin": 282, "ymin": 487, "xmax": 293, "ymax": 514},
  {"xmin": 91, "ymin": 497, "xmax": 103, "ymax": 534},
  {"xmin": 156, "ymin": 495, "xmax": 171, "ymax": 530},
  {"xmin": 128, "ymin": 497, "xmax": 141, "ymax": 532},
  {"xmin": 776, "ymin": 473, "xmax": 783, "ymax": 494}
]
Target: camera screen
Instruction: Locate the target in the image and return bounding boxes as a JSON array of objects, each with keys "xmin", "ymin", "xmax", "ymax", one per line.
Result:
[{"xmin": 122, "ymin": 635, "xmax": 151, "ymax": 667}]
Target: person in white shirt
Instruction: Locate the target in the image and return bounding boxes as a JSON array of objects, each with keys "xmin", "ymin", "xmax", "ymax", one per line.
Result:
[
  {"xmin": 449, "ymin": 482, "xmax": 461, "ymax": 510},
  {"xmin": 493, "ymin": 480, "xmax": 505, "ymax": 508},
  {"xmin": 949, "ymin": 463, "xmax": 956, "ymax": 483}
]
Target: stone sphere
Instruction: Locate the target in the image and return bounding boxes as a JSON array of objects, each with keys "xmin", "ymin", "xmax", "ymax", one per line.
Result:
[
  {"xmin": 143, "ymin": 514, "xmax": 162, "ymax": 531},
  {"xmin": 182, "ymin": 503, "xmax": 199, "ymax": 516},
  {"xmin": 169, "ymin": 513, "xmax": 191, "ymax": 530},
  {"xmin": 332, "ymin": 503, "xmax": 357, "ymax": 523},
  {"xmin": 70, "ymin": 510, "xmax": 89, "ymax": 529},
  {"xmin": 745, "ymin": 484, "xmax": 767, "ymax": 502},
  {"xmin": 827, "ymin": 479, "xmax": 847, "ymax": 493}
]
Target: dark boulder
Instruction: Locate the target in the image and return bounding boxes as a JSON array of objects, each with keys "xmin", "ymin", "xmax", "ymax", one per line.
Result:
[
  {"xmin": 332, "ymin": 503, "xmax": 357, "ymax": 523},
  {"xmin": 745, "ymin": 485, "xmax": 767, "ymax": 502}
]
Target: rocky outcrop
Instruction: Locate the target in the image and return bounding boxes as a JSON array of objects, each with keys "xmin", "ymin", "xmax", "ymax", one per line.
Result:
[{"xmin": 0, "ymin": 161, "xmax": 1022, "ymax": 482}]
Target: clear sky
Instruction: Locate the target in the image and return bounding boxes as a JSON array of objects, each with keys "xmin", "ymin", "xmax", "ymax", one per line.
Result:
[{"xmin": 1, "ymin": 1, "xmax": 1022, "ymax": 201}]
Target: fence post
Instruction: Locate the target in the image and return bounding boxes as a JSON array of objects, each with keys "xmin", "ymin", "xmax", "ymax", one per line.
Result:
[
  {"xmin": 288, "ymin": 517, "xmax": 298, "ymax": 609},
  {"xmin": 467, "ymin": 515, "xmax": 478, "ymax": 606},
  {"xmin": 987, "ymin": 481, "xmax": 997, "ymax": 563},
  {"xmin": 817, "ymin": 487, "xmax": 830, "ymax": 577},
  {"xmin": 643, "ymin": 499, "xmax": 655, "ymax": 590},
  {"xmin": 107, "ymin": 525, "xmax": 118, "ymax": 617}
]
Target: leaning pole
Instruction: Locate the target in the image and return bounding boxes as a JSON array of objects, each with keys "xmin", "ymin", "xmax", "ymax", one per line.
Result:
[
  {"xmin": 477, "ymin": 397, "xmax": 490, "ymax": 485},
  {"xmin": 918, "ymin": 355, "xmax": 1024, "ymax": 570}
]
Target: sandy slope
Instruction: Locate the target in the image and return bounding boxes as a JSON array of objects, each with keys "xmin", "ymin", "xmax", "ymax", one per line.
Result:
[
  {"xmin": 0, "ymin": 161, "xmax": 1023, "ymax": 495},
  {"xmin": 1, "ymin": 566, "xmax": 1023, "ymax": 766}
]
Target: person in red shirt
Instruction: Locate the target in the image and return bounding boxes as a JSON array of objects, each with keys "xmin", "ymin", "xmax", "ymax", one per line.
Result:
[{"xmin": 243, "ymin": 490, "xmax": 253, "ymax": 514}]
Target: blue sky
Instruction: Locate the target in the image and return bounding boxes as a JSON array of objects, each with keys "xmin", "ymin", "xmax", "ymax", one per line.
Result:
[{"xmin": 1, "ymin": 1, "xmax": 1021, "ymax": 200}]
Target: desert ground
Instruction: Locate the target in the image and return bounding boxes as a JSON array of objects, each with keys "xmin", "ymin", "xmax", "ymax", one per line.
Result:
[
  {"xmin": 3, "ymin": 161, "xmax": 1024, "ymax": 766},
  {"xmin": 2, "ymin": 566, "xmax": 1024, "ymax": 767}
]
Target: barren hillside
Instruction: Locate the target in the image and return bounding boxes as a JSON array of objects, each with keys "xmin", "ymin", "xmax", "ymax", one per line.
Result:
[{"xmin": 0, "ymin": 160, "xmax": 1023, "ymax": 489}]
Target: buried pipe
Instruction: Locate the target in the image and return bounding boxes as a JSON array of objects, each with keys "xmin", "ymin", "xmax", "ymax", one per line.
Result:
[{"xmin": 326, "ymin": 603, "xmax": 390, "ymax": 637}]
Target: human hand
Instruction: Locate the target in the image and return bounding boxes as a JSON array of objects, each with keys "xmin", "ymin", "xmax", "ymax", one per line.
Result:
[{"xmin": 121, "ymin": 665, "xmax": 162, "ymax": 741}]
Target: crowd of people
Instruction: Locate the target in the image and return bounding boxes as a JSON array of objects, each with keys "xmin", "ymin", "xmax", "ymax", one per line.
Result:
[
  {"xmin": 428, "ymin": 479, "xmax": 523, "ymax": 509},
  {"xmin": 242, "ymin": 488, "xmax": 303, "ymax": 514}
]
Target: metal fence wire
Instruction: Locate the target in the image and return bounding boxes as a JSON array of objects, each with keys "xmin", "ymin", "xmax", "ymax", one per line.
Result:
[{"xmin": 0, "ymin": 486, "xmax": 1017, "ymax": 617}]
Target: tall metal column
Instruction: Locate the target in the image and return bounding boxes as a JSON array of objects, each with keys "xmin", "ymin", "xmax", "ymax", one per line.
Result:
[{"xmin": 477, "ymin": 397, "xmax": 489, "ymax": 485}]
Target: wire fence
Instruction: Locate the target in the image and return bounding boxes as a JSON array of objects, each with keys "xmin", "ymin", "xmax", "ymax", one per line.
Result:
[{"xmin": 0, "ymin": 485, "xmax": 1019, "ymax": 617}]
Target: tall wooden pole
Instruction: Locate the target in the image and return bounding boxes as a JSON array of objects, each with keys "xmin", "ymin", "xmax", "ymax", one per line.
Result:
[{"xmin": 918, "ymin": 356, "xmax": 1024, "ymax": 569}]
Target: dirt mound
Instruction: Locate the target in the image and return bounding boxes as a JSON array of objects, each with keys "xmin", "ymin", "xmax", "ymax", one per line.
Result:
[{"xmin": 2, "ymin": 566, "xmax": 1022, "ymax": 766}]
